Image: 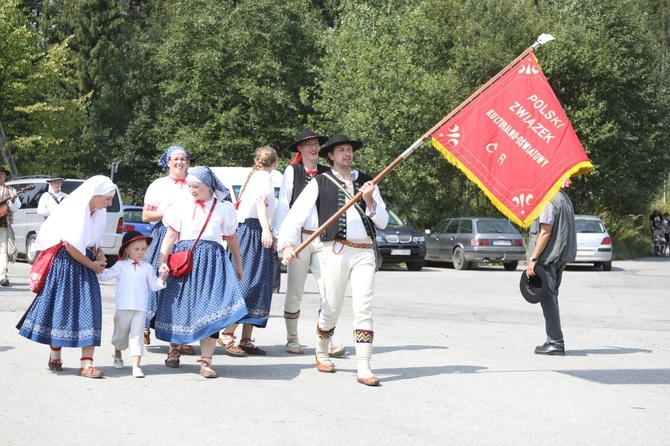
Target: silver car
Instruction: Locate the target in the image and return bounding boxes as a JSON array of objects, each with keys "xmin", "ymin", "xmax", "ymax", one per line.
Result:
[
  {"xmin": 425, "ymin": 217, "xmax": 525, "ymax": 270},
  {"xmin": 574, "ymin": 215, "xmax": 613, "ymax": 271}
]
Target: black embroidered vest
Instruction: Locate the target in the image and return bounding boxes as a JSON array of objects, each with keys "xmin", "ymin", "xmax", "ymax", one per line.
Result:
[
  {"xmin": 315, "ymin": 170, "xmax": 376, "ymax": 241},
  {"xmin": 289, "ymin": 162, "xmax": 330, "ymax": 207}
]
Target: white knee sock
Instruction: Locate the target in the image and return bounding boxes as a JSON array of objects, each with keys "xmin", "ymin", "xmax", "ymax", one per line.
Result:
[
  {"xmin": 285, "ymin": 317, "xmax": 299, "ymax": 342},
  {"xmin": 316, "ymin": 335, "xmax": 332, "ymax": 364},
  {"xmin": 355, "ymin": 343, "xmax": 374, "ymax": 378}
]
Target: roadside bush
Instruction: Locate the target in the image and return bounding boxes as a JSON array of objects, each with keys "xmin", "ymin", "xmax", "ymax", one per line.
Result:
[{"xmin": 599, "ymin": 212, "xmax": 651, "ymax": 259}]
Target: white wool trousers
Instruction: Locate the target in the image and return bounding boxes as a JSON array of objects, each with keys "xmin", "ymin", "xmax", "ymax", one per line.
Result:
[
  {"xmin": 284, "ymin": 236, "xmax": 324, "ymax": 314},
  {"xmin": 317, "ymin": 240, "xmax": 375, "ymax": 334},
  {"xmin": 112, "ymin": 309, "xmax": 147, "ymax": 357},
  {"xmin": 0, "ymin": 227, "xmax": 9, "ymax": 280}
]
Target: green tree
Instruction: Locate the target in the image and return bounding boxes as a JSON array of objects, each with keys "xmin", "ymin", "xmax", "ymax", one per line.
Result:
[{"xmin": 0, "ymin": 0, "xmax": 83, "ymax": 177}]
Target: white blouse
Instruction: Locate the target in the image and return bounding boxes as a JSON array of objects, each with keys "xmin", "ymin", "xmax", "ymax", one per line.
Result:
[
  {"xmin": 143, "ymin": 176, "xmax": 191, "ymax": 212},
  {"xmin": 236, "ymin": 170, "xmax": 276, "ymax": 224},
  {"xmin": 162, "ymin": 196, "xmax": 238, "ymax": 242},
  {"xmin": 98, "ymin": 259, "xmax": 165, "ymax": 311}
]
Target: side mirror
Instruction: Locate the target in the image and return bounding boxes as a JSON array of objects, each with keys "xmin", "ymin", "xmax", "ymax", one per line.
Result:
[
  {"xmin": 404, "ymin": 221, "xmax": 412, "ymax": 228},
  {"xmin": 424, "ymin": 229, "xmax": 431, "ymax": 235}
]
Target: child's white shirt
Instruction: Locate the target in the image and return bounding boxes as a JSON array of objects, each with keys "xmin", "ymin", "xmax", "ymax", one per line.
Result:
[{"xmin": 98, "ymin": 259, "xmax": 165, "ymax": 311}]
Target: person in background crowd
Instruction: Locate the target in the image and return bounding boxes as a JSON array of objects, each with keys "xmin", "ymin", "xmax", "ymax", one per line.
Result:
[
  {"xmin": 0, "ymin": 166, "xmax": 21, "ymax": 287},
  {"xmin": 142, "ymin": 145, "xmax": 196, "ymax": 356},
  {"xmin": 526, "ymin": 177, "xmax": 577, "ymax": 356},
  {"xmin": 155, "ymin": 166, "xmax": 246, "ymax": 378},
  {"xmin": 98, "ymin": 231, "xmax": 168, "ymax": 378},
  {"xmin": 37, "ymin": 174, "xmax": 67, "ymax": 219},
  {"xmin": 273, "ymin": 130, "xmax": 345, "ymax": 357},
  {"xmin": 649, "ymin": 209, "xmax": 663, "ymax": 233},
  {"xmin": 280, "ymin": 134, "xmax": 389, "ymax": 386},
  {"xmin": 18, "ymin": 176, "xmax": 116, "ymax": 378},
  {"xmin": 220, "ymin": 146, "xmax": 278, "ymax": 356}
]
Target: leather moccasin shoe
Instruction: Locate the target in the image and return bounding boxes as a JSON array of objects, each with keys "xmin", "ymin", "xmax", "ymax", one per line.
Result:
[
  {"xmin": 535, "ymin": 342, "xmax": 565, "ymax": 356},
  {"xmin": 357, "ymin": 375, "xmax": 380, "ymax": 386},
  {"xmin": 316, "ymin": 357, "xmax": 335, "ymax": 373}
]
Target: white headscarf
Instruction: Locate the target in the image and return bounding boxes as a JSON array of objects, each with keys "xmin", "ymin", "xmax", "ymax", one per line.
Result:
[{"xmin": 34, "ymin": 175, "xmax": 116, "ymax": 255}]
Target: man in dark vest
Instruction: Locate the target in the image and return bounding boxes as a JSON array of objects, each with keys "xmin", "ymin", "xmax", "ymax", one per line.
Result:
[
  {"xmin": 274, "ymin": 130, "xmax": 345, "ymax": 356},
  {"xmin": 279, "ymin": 134, "xmax": 389, "ymax": 386},
  {"xmin": 526, "ymin": 178, "xmax": 577, "ymax": 355}
]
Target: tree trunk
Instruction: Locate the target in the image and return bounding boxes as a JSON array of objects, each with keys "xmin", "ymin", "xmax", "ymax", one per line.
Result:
[{"xmin": 0, "ymin": 121, "xmax": 19, "ymax": 177}]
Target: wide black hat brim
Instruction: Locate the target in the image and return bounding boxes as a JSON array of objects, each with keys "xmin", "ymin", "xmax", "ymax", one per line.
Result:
[
  {"xmin": 519, "ymin": 264, "xmax": 549, "ymax": 304},
  {"xmin": 287, "ymin": 131, "xmax": 329, "ymax": 152},
  {"xmin": 318, "ymin": 134, "xmax": 363, "ymax": 158}
]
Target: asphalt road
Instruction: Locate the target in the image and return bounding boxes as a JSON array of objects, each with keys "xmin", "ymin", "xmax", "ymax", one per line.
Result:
[{"xmin": 1, "ymin": 259, "xmax": 668, "ymax": 445}]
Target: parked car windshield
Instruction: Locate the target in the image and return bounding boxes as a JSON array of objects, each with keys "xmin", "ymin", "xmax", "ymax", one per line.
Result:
[
  {"xmin": 476, "ymin": 219, "xmax": 518, "ymax": 234},
  {"xmin": 387, "ymin": 210, "xmax": 403, "ymax": 226},
  {"xmin": 575, "ymin": 219, "xmax": 605, "ymax": 233}
]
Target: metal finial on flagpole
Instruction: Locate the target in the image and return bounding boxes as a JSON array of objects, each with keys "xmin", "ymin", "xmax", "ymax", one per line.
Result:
[{"xmin": 533, "ymin": 34, "xmax": 556, "ymax": 49}]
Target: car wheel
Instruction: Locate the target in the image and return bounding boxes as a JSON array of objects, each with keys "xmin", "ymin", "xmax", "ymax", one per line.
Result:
[
  {"xmin": 407, "ymin": 260, "xmax": 424, "ymax": 272},
  {"xmin": 503, "ymin": 261, "xmax": 518, "ymax": 271},
  {"xmin": 603, "ymin": 261, "xmax": 612, "ymax": 271},
  {"xmin": 26, "ymin": 233, "xmax": 39, "ymax": 265},
  {"xmin": 452, "ymin": 247, "xmax": 469, "ymax": 270}
]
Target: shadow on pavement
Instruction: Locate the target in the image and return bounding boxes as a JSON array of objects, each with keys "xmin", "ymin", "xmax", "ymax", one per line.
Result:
[
  {"xmin": 558, "ymin": 368, "xmax": 670, "ymax": 385},
  {"xmin": 566, "ymin": 347, "xmax": 652, "ymax": 356}
]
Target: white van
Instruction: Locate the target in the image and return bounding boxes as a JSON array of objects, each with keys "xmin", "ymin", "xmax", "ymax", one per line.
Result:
[
  {"xmin": 210, "ymin": 167, "xmax": 283, "ymax": 202},
  {"xmin": 6, "ymin": 176, "xmax": 125, "ymax": 264}
]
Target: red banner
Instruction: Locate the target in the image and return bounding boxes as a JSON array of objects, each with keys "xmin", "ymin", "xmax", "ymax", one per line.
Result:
[{"xmin": 432, "ymin": 54, "xmax": 592, "ymax": 227}]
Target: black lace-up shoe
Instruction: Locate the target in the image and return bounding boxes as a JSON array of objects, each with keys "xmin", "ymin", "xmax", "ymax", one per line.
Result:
[{"xmin": 535, "ymin": 342, "xmax": 565, "ymax": 356}]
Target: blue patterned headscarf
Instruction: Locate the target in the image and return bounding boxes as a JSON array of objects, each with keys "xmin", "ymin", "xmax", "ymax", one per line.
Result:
[
  {"xmin": 187, "ymin": 166, "xmax": 231, "ymax": 202},
  {"xmin": 157, "ymin": 145, "xmax": 193, "ymax": 173}
]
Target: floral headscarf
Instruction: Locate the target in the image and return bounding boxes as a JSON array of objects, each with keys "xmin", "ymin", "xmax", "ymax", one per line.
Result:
[
  {"xmin": 186, "ymin": 166, "xmax": 231, "ymax": 202},
  {"xmin": 157, "ymin": 145, "xmax": 193, "ymax": 173}
]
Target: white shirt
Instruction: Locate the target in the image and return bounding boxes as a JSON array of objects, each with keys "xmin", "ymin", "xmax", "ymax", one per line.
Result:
[
  {"xmin": 162, "ymin": 196, "xmax": 238, "ymax": 241},
  {"xmin": 143, "ymin": 176, "xmax": 191, "ymax": 212},
  {"xmin": 277, "ymin": 169, "xmax": 389, "ymax": 250},
  {"xmin": 1, "ymin": 185, "xmax": 21, "ymax": 215},
  {"xmin": 98, "ymin": 259, "xmax": 165, "ymax": 311},
  {"xmin": 37, "ymin": 189, "xmax": 67, "ymax": 218},
  {"xmin": 236, "ymin": 170, "xmax": 276, "ymax": 224},
  {"xmin": 273, "ymin": 164, "xmax": 320, "ymax": 236}
]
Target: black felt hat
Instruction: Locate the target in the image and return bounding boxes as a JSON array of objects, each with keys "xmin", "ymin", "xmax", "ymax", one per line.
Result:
[
  {"xmin": 318, "ymin": 134, "xmax": 363, "ymax": 158},
  {"xmin": 287, "ymin": 130, "xmax": 329, "ymax": 152},
  {"xmin": 46, "ymin": 174, "xmax": 65, "ymax": 182},
  {"xmin": 0, "ymin": 166, "xmax": 11, "ymax": 176},
  {"xmin": 119, "ymin": 230, "xmax": 153, "ymax": 258},
  {"xmin": 519, "ymin": 264, "xmax": 549, "ymax": 304}
]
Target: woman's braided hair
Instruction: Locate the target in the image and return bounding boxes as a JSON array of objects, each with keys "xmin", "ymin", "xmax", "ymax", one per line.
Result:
[{"xmin": 238, "ymin": 146, "xmax": 278, "ymax": 201}]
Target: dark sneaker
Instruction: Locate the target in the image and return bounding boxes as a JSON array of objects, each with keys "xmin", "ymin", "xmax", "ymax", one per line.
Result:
[{"xmin": 535, "ymin": 342, "xmax": 565, "ymax": 356}]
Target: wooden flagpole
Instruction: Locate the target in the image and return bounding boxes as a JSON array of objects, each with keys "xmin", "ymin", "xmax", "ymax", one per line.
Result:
[{"xmin": 286, "ymin": 35, "xmax": 554, "ymax": 259}]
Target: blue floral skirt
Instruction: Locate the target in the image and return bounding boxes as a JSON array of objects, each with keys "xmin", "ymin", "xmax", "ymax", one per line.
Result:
[
  {"xmin": 154, "ymin": 239, "xmax": 248, "ymax": 344},
  {"xmin": 144, "ymin": 222, "xmax": 167, "ymax": 326},
  {"xmin": 230, "ymin": 219, "xmax": 274, "ymax": 328},
  {"xmin": 19, "ymin": 247, "xmax": 102, "ymax": 347}
]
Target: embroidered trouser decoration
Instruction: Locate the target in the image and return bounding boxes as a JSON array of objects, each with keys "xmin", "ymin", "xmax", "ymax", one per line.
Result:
[
  {"xmin": 316, "ymin": 326, "xmax": 335, "ymax": 364},
  {"xmin": 354, "ymin": 329, "xmax": 374, "ymax": 343}
]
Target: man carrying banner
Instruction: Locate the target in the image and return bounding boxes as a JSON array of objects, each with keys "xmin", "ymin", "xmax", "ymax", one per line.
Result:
[
  {"xmin": 525, "ymin": 178, "xmax": 576, "ymax": 356},
  {"xmin": 279, "ymin": 134, "xmax": 389, "ymax": 386},
  {"xmin": 274, "ymin": 130, "xmax": 346, "ymax": 357}
]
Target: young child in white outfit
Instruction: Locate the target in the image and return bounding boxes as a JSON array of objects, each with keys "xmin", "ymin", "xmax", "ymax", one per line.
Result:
[{"xmin": 98, "ymin": 230, "xmax": 168, "ymax": 377}]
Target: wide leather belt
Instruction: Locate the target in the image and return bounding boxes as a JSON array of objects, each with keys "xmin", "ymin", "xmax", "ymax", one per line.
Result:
[
  {"xmin": 301, "ymin": 229, "xmax": 315, "ymax": 235},
  {"xmin": 334, "ymin": 239, "xmax": 373, "ymax": 249}
]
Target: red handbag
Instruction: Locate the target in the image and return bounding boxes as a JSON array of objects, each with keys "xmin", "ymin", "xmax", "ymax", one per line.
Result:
[
  {"xmin": 28, "ymin": 243, "xmax": 62, "ymax": 293},
  {"xmin": 167, "ymin": 199, "xmax": 216, "ymax": 278}
]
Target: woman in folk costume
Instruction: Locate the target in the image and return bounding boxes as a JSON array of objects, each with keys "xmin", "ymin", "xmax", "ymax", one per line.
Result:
[
  {"xmin": 155, "ymin": 166, "xmax": 246, "ymax": 378},
  {"xmin": 220, "ymin": 146, "xmax": 278, "ymax": 356},
  {"xmin": 18, "ymin": 175, "xmax": 116, "ymax": 378},
  {"xmin": 142, "ymin": 145, "xmax": 196, "ymax": 355}
]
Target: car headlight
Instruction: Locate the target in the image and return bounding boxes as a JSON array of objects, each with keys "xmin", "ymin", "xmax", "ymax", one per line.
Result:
[
  {"xmin": 412, "ymin": 235, "xmax": 425, "ymax": 243},
  {"xmin": 376, "ymin": 235, "xmax": 385, "ymax": 242}
]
